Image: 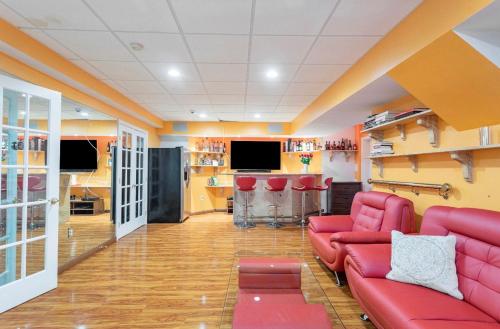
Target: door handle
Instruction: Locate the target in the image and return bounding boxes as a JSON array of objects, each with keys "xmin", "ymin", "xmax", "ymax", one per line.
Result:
[{"xmin": 50, "ymin": 198, "xmax": 59, "ymax": 205}]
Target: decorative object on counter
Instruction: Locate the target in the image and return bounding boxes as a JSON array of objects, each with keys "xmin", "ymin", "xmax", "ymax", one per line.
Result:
[
  {"xmin": 195, "ymin": 138, "xmax": 226, "ymax": 153},
  {"xmin": 207, "ymin": 176, "xmax": 218, "ymax": 186},
  {"xmin": 299, "ymin": 153, "xmax": 313, "ymax": 173}
]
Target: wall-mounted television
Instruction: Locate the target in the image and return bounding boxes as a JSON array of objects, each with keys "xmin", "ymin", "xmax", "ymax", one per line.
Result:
[
  {"xmin": 230, "ymin": 141, "xmax": 281, "ymax": 171},
  {"xmin": 60, "ymin": 140, "xmax": 98, "ymax": 172}
]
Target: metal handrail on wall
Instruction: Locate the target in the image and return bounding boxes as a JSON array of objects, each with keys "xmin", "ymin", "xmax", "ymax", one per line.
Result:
[{"xmin": 367, "ymin": 179, "xmax": 451, "ymax": 199}]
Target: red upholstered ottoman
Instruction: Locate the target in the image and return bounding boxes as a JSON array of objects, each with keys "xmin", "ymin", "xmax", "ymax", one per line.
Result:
[{"xmin": 233, "ymin": 258, "xmax": 333, "ymax": 329}]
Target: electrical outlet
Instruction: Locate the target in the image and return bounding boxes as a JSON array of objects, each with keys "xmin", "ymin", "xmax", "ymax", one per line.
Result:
[
  {"xmin": 200, "ymin": 195, "xmax": 205, "ymax": 201},
  {"xmin": 67, "ymin": 227, "xmax": 74, "ymax": 238}
]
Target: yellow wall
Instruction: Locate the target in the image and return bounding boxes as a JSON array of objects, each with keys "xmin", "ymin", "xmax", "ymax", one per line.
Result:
[
  {"xmin": 187, "ymin": 137, "xmax": 322, "ymax": 214},
  {"xmin": 370, "ymin": 112, "xmax": 500, "ymax": 227}
]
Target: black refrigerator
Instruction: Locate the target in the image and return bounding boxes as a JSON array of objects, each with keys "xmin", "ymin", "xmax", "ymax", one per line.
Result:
[{"xmin": 147, "ymin": 147, "xmax": 191, "ymax": 223}]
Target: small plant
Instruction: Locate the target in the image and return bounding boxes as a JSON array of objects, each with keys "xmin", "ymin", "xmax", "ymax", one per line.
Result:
[{"xmin": 299, "ymin": 153, "xmax": 313, "ymax": 165}]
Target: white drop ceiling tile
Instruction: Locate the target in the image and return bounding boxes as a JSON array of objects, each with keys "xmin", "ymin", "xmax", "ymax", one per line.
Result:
[
  {"xmin": 285, "ymin": 82, "xmax": 329, "ymax": 96},
  {"xmin": 101, "ymin": 80, "xmax": 129, "ymax": 94},
  {"xmin": 211, "ymin": 105, "xmax": 245, "ymax": 113},
  {"xmin": 305, "ymin": 36, "xmax": 381, "ymax": 64},
  {"xmin": 246, "ymin": 95, "xmax": 282, "ymax": 106},
  {"xmin": 86, "ymin": 0, "xmax": 178, "ymax": 32},
  {"xmin": 2, "ymin": 0, "xmax": 106, "ymax": 30},
  {"xmin": 186, "ymin": 35, "xmax": 249, "ymax": 63},
  {"xmin": 161, "ymin": 81, "xmax": 206, "ymax": 95},
  {"xmin": 248, "ymin": 64, "xmax": 299, "ymax": 82},
  {"xmin": 173, "ymin": 94, "xmax": 211, "ymax": 105},
  {"xmin": 209, "ymin": 94, "xmax": 245, "ymax": 105},
  {"xmin": 145, "ymin": 104, "xmax": 183, "ymax": 112},
  {"xmin": 0, "ymin": 3, "xmax": 34, "ymax": 28},
  {"xmin": 183, "ymin": 104, "xmax": 214, "ymax": 112},
  {"xmin": 322, "ymin": 0, "xmax": 421, "ymax": 36},
  {"xmin": 251, "ymin": 36, "xmax": 315, "ymax": 64},
  {"xmin": 133, "ymin": 93, "xmax": 176, "ymax": 104},
  {"xmin": 294, "ymin": 64, "xmax": 350, "ymax": 82},
  {"xmin": 279, "ymin": 94, "xmax": 316, "ymax": 106},
  {"xmin": 245, "ymin": 105, "xmax": 277, "ymax": 113},
  {"xmin": 246, "ymin": 82, "xmax": 288, "ymax": 95},
  {"xmin": 45, "ymin": 30, "xmax": 133, "ymax": 61},
  {"xmin": 143, "ymin": 62, "xmax": 201, "ymax": 82},
  {"xmin": 170, "ymin": 0, "xmax": 252, "ymax": 34},
  {"xmin": 276, "ymin": 105, "xmax": 304, "ymax": 113},
  {"xmin": 197, "ymin": 64, "xmax": 247, "ymax": 82},
  {"xmin": 89, "ymin": 61, "xmax": 154, "ymax": 80},
  {"xmin": 119, "ymin": 80, "xmax": 165, "ymax": 94},
  {"xmin": 21, "ymin": 29, "xmax": 79, "ymax": 59},
  {"xmin": 204, "ymin": 82, "xmax": 246, "ymax": 95},
  {"xmin": 116, "ymin": 33, "xmax": 191, "ymax": 62},
  {"xmin": 162, "ymin": 112, "xmax": 195, "ymax": 121},
  {"xmin": 70, "ymin": 59, "xmax": 108, "ymax": 79},
  {"xmin": 253, "ymin": 0, "xmax": 337, "ymax": 35},
  {"xmin": 215, "ymin": 112, "xmax": 246, "ymax": 122}
]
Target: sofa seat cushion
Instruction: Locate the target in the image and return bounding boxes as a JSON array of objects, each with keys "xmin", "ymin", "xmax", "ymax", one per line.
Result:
[
  {"xmin": 355, "ymin": 277, "xmax": 496, "ymax": 327},
  {"xmin": 309, "ymin": 232, "xmax": 337, "ymax": 264},
  {"xmin": 238, "ymin": 288, "xmax": 305, "ymax": 304},
  {"xmin": 233, "ymin": 303, "xmax": 332, "ymax": 329},
  {"xmin": 407, "ymin": 320, "xmax": 500, "ymax": 329}
]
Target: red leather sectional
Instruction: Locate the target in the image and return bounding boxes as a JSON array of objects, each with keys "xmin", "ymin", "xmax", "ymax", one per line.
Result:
[
  {"xmin": 233, "ymin": 257, "xmax": 332, "ymax": 329},
  {"xmin": 308, "ymin": 191, "xmax": 415, "ymax": 277},
  {"xmin": 345, "ymin": 206, "xmax": 500, "ymax": 329}
]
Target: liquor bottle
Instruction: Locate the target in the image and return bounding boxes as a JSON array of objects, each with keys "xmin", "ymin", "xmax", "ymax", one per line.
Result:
[
  {"xmin": 341, "ymin": 138, "xmax": 346, "ymax": 150},
  {"xmin": 325, "ymin": 141, "xmax": 330, "ymax": 150},
  {"xmin": 347, "ymin": 139, "xmax": 352, "ymax": 150},
  {"xmin": 223, "ymin": 142, "xmax": 226, "ymax": 154},
  {"xmin": 353, "ymin": 143, "xmax": 358, "ymax": 151}
]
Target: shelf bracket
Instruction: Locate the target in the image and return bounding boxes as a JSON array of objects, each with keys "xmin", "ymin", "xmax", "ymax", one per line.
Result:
[
  {"xmin": 369, "ymin": 131, "xmax": 384, "ymax": 142},
  {"xmin": 329, "ymin": 151, "xmax": 352, "ymax": 162},
  {"xmin": 372, "ymin": 158, "xmax": 384, "ymax": 178},
  {"xmin": 416, "ymin": 115, "xmax": 439, "ymax": 147},
  {"xmin": 407, "ymin": 155, "xmax": 418, "ymax": 172},
  {"xmin": 450, "ymin": 151, "xmax": 473, "ymax": 183},
  {"xmin": 396, "ymin": 124, "xmax": 406, "ymax": 141}
]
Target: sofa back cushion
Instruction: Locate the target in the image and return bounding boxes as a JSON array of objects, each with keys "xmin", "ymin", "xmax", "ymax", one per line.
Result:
[
  {"xmin": 350, "ymin": 191, "xmax": 415, "ymax": 233},
  {"xmin": 421, "ymin": 206, "xmax": 500, "ymax": 321}
]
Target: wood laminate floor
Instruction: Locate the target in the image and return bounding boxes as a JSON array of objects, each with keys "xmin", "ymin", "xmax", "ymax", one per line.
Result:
[{"xmin": 0, "ymin": 212, "xmax": 375, "ymax": 329}]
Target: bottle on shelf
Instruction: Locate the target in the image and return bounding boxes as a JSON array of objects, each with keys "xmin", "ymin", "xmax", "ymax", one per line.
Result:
[
  {"xmin": 347, "ymin": 139, "xmax": 352, "ymax": 150},
  {"xmin": 341, "ymin": 138, "xmax": 346, "ymax": 150},
  {"xmin": 353, "ymin": 143, "xmax": 358, "ymax": 151}
]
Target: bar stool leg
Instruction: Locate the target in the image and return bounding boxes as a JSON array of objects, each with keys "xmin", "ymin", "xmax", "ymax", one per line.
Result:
[
  {"xmin": 296, "ymin": 191, "xmax": 307, "ymax": 227},
  {"xmin": 239, "ymin": 191, "xmax": 255, "ymax": 229},
  {"xmin": 267, "ymin": 192, "xmax": 283, "ymax": 228}
]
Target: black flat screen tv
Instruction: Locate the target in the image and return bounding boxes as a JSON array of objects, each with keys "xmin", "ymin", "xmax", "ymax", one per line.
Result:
[
  {"xmin": 230, "ymin": 141, "xmax": 281, "ymax": 171},
  {"xmin": 60, "ymin": 140, "xmax": 98, "ymax": 172}
]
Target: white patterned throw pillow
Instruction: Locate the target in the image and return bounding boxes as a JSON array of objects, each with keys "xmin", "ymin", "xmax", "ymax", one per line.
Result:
[{"xmin": 386, "ymin": 231, "xmax": 463, "ymax": 300}]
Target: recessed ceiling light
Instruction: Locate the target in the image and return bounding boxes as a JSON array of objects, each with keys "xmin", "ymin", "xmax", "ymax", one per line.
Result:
[
  {"xmin": 81, "ymin": 112, "xmax": 89, "ymax": 117},
  {"xmin": 254, "ymin": 113, "xmax": 261, "ymax": 118},
  {"xmin": 266, "ymin": 70, "xmax": 278, "ymax": 79},
  {"xmin": 129, "ymin": 42, "xmax": 144, "ymax": 51},
  {"xmin": 168, "ymin": 69, "xmax": 181, "ymax": 77},
  {"xmin": 198, "ymin": 113, "xmax": 207, "ymax": 118}
]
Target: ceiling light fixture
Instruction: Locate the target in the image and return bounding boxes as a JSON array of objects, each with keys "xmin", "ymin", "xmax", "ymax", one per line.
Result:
[
  {"xmin": 266, "ymin": 70, "xmax": 278, "ymax": 79},
  {"xmin": 129, "ymin": 42, "xmax": 144, "ymax": 51},
  {"xmin": 80, "ymin": 112, "xmax": 89, "ymax": 117},
  {"xmin": 254, "ymin": 113, "xmax": 261, "ymax": 119},
  {"xmin": 168, "ymin": 69, "xmax": 181, "ymax": 77},
  {"xmin": 198, "ymin": 113, "xmax": 207, "ymax": 118}
]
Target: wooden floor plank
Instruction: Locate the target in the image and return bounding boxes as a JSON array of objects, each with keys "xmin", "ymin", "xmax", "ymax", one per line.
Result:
[{"xmin": 1, "ymin": 212, "xmax": 375, "ymax": 329}]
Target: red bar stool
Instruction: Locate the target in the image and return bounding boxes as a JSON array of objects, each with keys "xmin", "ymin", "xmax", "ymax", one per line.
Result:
[
  {"xmin": 236, "ymin": 176, "xmax": 257, "ymax": 228},
  {"xmin": 292, "ymin": 176, "xmax": 316, "ymax": 227},
  {"xmin": 316, "ymin": 177, "xmax": 333, "ymax": 216},
  {"xmin": 265, "ymin": 177, "xmax": 288, "ymax": 228}
]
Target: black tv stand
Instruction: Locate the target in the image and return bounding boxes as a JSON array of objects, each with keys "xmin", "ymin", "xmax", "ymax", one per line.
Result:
[{"xmin": 236, "ymin": 169, "xmax": 271, "ymax": 173}]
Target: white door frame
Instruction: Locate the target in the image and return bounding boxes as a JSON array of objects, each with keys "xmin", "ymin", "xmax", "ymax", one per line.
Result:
[
  {"xmin": 361, "ymin": 136, "xmax": 372, "ymax": 191},
  {"xmin": 0, "ymin": 74, "xmax": 61, "ymax": 312},
  {"xmin": 115, "ymin": 120, "xmax": 148, "ymax": 240}
]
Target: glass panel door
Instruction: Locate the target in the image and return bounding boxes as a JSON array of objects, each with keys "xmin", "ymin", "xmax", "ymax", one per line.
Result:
[
  {"xmin": 115, "ymin": 122, "xmax": 147, "ymax": 239},
  {"xmin": 0, "ymin": 74, "xmax": 61, "ymax": 313}
]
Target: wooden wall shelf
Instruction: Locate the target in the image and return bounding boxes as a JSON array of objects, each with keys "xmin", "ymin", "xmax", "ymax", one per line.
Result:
[{"xmin": 368, "ymin": 144, "xmax": 500, "ymax": 182}]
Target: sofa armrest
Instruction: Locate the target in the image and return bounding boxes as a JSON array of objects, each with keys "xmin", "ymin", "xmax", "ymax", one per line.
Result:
[
  {"xmin": 330, "ymin": 231, "xmax": 392, "ymax": 244},
  {"xmin": 308, "ymin": 215, "xmax": 353, "ymax": 233},
  {"xmin": 345, "ymin": 244, "xmax": 391, "ymax": 278}
]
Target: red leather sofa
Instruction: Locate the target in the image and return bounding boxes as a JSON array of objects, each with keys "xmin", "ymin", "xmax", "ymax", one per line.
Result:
[
  {"xmin": 345, "ymin": 206, "xmax": 500, "ymax": 329},
  {"xmin": 308, "ymin": 191, "xmax": 415, "ymax": 284},
  {"xmin": 233, "ymin": 257, "xmax": 332, "ymax": 329}
]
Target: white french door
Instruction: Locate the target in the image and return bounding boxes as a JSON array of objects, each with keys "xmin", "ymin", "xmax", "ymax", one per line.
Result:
[
  {"xmin": 0, "ymin": 74, "xmax": 61, "ymax": 312},
  {"xmin": 115, "ymin": 122, "xmax": 147, "ymax": 240}
]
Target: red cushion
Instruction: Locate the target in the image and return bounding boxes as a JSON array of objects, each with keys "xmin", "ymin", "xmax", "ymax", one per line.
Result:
[
  {"xmin": 232, "ymin": 303, "xmax": 332, "ymax": 329},
  {"xmin": 352, "ymin": 204, "xmax": 385, "ymax": 231},
  {"xmin": 308, "ymin": 215, "xmax": 353, "ymax": 233},
  {"xmin": 406, "ymin": 320, "xmax": 500, "ymax": 329},
  {"xmin": 238, "ymin": 289, "xmax": 305, "ymax": 304},
  {"xmin": 344, "ymin": 244, "xmax": 392, "ymax": 279},
  {"xmin": 330, "ymin": 231, "xmax": 392, "ymax": 244}
]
